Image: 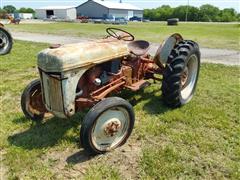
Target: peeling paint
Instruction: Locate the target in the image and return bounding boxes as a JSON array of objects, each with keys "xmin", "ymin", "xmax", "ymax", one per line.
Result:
[{"xmin": 38, "ymin": 40, "xmax": 129, "ymax": 72}]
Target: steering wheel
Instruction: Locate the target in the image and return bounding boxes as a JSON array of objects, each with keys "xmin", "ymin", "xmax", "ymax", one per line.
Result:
[{"xmin": 106, "ymin": 28, "xmax": 135, "ymax": 41}]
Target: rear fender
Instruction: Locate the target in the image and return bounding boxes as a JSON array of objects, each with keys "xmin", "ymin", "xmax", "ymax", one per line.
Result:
[{"xmin": 154, "ymin": 33, "xmax": 183, "ymax": 65}]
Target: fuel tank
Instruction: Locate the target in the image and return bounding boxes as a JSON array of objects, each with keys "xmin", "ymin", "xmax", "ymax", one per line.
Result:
[{"xmin": 38, "ymin": 40, "xmax": 129, "ymax": 72}]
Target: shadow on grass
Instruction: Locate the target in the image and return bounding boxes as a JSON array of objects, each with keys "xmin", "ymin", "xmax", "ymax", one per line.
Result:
[
  {"xmin": 120, "ymin": 85, "xmax": 171, "ymax": 115},
  {"xmin": 66, "ymin": 150, "xmax": 95, "ymax": 164},
  {"xmin": 8, "ymin": 113, "xmax": 85, "ymax": 150},
  {"xmin": 12, "ymin": 116, "xmax": 30, "ymax": 124},
  {"xmin": 8, "ymin": 111, "xmax": 101, "ymax": 164},
  {"xmin": 8, "ymin": 85, "xmax": 170, "ymax": 164}
]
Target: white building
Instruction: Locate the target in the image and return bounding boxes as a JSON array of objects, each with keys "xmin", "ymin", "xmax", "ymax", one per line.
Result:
[
  {"xmin": 19, "ymin": 13, "xmax": 33, "ymax": 19},
  {"xmin": 35, "ymin": 6, "xmax": 77, "ymax": 20}
]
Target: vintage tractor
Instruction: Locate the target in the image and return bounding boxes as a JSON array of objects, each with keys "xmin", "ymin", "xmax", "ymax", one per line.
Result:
[
  {"xmin": 21, "ymin": 28, "xmax": 200, "ymax": 155},
  {"xmin": 0, "ymin": 23, "xmax": 13, "ymax": 55},
  {"xmin": 7, "ymin": 15, "xmax": 21, "ymax": 25}
]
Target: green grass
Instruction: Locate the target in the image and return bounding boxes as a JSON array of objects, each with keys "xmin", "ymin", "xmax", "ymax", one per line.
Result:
[
  {"xmin": 0, "ymin": 41, "xmax": 240, "ymax": 179},
  {"xmin": 7, "ymin": 22, "xmax": 240, "ymax": 50}
]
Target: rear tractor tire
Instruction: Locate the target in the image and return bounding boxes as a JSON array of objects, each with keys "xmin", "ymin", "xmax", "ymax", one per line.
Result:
[
  {"xmin": 162, "ymin": 40, "xmax": 200, "ymax": 108},
  {"xmin": 80, "ymin": 97, "xmax": 135, "ymax": 155}
]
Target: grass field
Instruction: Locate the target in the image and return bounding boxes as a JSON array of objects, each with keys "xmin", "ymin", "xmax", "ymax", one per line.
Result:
[
  {"xmin": 0, "ymin": 41, "xmax": 240, "ymax": 179},
  {"xmin": 7, "ymin": 22, "xmax": 240, "ymax": 50}
]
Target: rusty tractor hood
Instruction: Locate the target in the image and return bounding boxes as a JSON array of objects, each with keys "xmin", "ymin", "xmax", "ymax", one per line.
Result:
[{"xmin": 38, "ymin": 40, "xmax": 129, "ymax": 72}]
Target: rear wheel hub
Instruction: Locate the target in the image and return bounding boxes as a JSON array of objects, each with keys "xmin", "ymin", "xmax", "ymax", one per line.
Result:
[{"xmin": 181, "ymin": 67, "xmax": 189, "ymax": 87}]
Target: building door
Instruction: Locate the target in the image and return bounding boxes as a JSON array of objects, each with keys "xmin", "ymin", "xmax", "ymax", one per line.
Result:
[
  {"xmin": 46, "ymin": 10, "xmax": 54, "ymax": 18},
  {"xmin": 128, "ymin": 11, "xmax": 133, "ymax": 20}
]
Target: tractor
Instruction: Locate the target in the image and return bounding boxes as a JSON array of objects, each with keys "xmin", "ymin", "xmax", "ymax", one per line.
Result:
[
  {"xmin": 0, "ymin": 23, "xmax": 13, "ymax": 55},
  {"xmin": 7, "ymin": 15, "xmax": 21, "ymax": 25},
  {"xmin": 21, "ymin": 28, "xmax": 200, "ymax": 155}
]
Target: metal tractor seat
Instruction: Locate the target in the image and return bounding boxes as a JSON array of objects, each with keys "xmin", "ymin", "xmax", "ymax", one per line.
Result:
[{"xmin": 127, "ymin": 40, "xmax": 150, "ymax": 56}]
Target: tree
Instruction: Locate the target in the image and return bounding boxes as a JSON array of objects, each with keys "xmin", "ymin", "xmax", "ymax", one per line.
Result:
[
  {"xmin": 143, "ymin": 9, "xmax": 153, "ymax": 19},
  {"xmin": 3, "ymin": 5, "xmax": 16, "ymax": 13},
  {"xmin": 220, "ymin": 8, "xmax": 237, "ymax": 22},
  {"xmin": 144, "ymin": 5, "xmax": 174, "ymax": 21},
  {"xmin": 19, "ymin": 7, "xmax": 35, "ymax": 13},
  {"xmin": 199, "ymin": 4, "xmax": 220, "ymax": 22},
  {"xmin": 157, "ymin": 5, "xmax": 174, "ymax": 20},
  {"xmin": 187, "ymin": 6, "xmax": 200, "ymax": 21},
  {"xmin": 0, "ymin": 8, "xmax": 8, "ymax": 18},
  {"xmin": 172, "ymin": 6, "xmax": 189, "ymax": 21},
  {"xmin": 143, "ymin": 4, "xmax": 238, "ymax": 22}
]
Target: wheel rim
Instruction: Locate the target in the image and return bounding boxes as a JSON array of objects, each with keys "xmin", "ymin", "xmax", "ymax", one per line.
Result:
[
  {"xmin": 180, "ymin": 54, "xmax": 198, "ymax": 100},
  {"xmin": 27, "ymin": 88, "xmax": 45, "ymax": 116},
  {"xmin": 0, "ymin": 30, "xmax": 9, "ymax": 53},
  {"xmin": 26, "ymin": 84, "xmax": 53, "ymax": 118},
  {"xmin": 91, "ymin": 106, "xmax": 130, "ymax": 151}
]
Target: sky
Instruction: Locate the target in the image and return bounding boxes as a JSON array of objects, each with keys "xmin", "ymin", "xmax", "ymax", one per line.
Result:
[{"xmin": 1, "ymin": 0, "xmax": 240, "ymax": 12}]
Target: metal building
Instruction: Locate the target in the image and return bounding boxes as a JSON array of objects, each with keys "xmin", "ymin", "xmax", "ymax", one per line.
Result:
[
  {"xmin": 35, "ymin": 6, "xmax": 77, "ymax": 20},
  {"xmin": 76, "ymin": 0, "xmax": 143, "ymax": 20}
]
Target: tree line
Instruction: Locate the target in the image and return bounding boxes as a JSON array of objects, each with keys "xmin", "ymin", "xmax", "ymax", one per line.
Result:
[
  {"xmin": 0, "ymin": 5, "xmax": 35, "ymax": 19},
  {"xmin": 144, "ymin": 4, "xmax": 240, "ymax": 22},
  {"xmin": 0, "ymin": 5, "xmax": 35, "ymax": 14}
]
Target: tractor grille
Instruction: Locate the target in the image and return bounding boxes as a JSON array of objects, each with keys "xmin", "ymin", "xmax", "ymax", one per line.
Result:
[{"xmin": 40, "ymin": 71, "xmax": 64, "ymax": 113}]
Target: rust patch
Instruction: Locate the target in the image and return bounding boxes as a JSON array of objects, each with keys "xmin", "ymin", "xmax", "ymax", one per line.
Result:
[
  {"xmin": 122, "ymin": 65, "xmax": 132, "ymax": 86},
  {"xmin": 29, "ymin": 89, "xmax": 46, "ymax": 114},
  {"xmin": 104, "ymin": 121, "xmax": 121, "ymax": 137}
]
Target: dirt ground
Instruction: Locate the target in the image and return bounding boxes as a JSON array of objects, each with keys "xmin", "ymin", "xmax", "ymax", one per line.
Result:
[{"xmin": 44, "ymin": 137, "xmax": 142, "ymax": 179}]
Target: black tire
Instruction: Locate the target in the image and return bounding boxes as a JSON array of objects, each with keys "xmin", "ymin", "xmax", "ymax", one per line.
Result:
[
  {"xmin": 80, "ymin": 97, "xmax": 135, "ymax": 155},
  {"xmin": 167, "ymin": 18, "xmax": 179, "ymax": 26},
  {"xmin": 0, "ymin": 27, "xmax": 13, "ymax": 55},
  {"xmin": 162, "ymin": 40, "xmax": 200, "ymax": 108},
  {"xmin": 21, "ymin": 79, "xmax": 46, "ymax": 121}
]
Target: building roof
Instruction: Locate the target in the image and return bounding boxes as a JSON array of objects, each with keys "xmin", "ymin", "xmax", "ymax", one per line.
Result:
[
  {"xmin": 36, "ymin": 6, "xmax": 76, "ymax": 10},
  {"xmin": 80, "ymin": 0, "xmax": 143, "ymax": 10}
]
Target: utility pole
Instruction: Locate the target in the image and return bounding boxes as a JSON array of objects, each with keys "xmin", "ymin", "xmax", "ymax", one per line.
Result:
[{"xmin": 185, "ymin": 0, "xmax": 189, "ymax": 22}]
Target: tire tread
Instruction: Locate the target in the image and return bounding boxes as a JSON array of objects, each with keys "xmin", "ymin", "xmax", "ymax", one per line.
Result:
[{"xmin": 162, "ymin": 40, "xmax": 200, "ymax": 108}]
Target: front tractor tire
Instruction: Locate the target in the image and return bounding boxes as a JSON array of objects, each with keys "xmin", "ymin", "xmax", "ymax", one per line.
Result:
[
  {"xmin": 21, "ymin": 79, "xmax": 49, "ymax": 121},
  {"xmin": 162, "ymin": 40, "xmax": 200, "ymax": 108},
  {"xmin": 80, "ymin": 97, "xmax": 135, "ymax": 155}
]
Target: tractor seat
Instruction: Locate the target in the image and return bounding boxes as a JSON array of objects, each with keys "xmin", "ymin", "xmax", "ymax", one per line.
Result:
[{"xmin": 128, "ymin": 40, "xmax": 150, "ymax": 56}]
